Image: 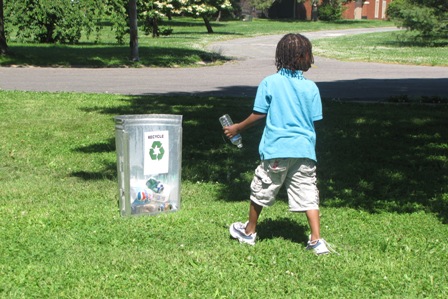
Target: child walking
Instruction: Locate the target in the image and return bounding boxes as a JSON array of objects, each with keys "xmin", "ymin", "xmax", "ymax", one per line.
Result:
[{"xmin": 225, "ymin": 33, "xmax": 333, "ymax": 254}]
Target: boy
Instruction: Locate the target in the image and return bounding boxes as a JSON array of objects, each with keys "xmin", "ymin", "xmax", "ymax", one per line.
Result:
[{"xmin": 224, "ymin": 33, "xmax": 332, "ymax": 254}]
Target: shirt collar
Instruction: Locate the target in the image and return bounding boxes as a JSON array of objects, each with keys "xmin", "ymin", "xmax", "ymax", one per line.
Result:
[{"xmin": 278, "ymin": 68, "xmax": 304, "ymax": 79}]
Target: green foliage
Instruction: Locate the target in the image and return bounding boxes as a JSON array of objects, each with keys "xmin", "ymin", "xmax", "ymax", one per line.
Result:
[
  {"xmin": 6, "ymin": 0, "xmax": 84, "ymax": 43},
  {"xmin": 101, "ymin": 0, "xmax": 128, "ymax": 44},
  {"xmin": 318, "ymin": 0, "xmax": 347, "ymax": 21},
  {"xmin": 251, "ymin": 0, "xmax": 281, "ymax": 11},
  {"xmin": 4, "ymin": 0, "xmax": 235, "ymax": 44},
  {"xmin": 4, "ymin": 0, "xmax": 128, "ymax": 44},
  {"xmin": 387, "ymin": 0, "xmax": 448, "ymax": 38}
]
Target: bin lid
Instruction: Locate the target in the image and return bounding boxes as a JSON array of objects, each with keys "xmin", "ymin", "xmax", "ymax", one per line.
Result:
[{"xmin": 115, "ymin": 114, "xmax": 182, "ymax": 126}]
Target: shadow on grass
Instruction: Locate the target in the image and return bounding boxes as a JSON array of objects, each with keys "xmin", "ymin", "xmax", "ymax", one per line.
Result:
[
  {"xmin": 256, "ymin": 218, "xmax": 309, "ymax": 244},
  {"xmin": 164, "ymin": 19, "xmax": 229, "ymax": 29},
  {"xmin": 71, "ymin": 138, "xmax": 117, "ymax": 181},
  {"xmin": 0, "ymin": 45, "xmax": 230, "ymax": 67},
  {"xmin": 315, "ymin": 79, "xmax": 448, "ymax": 101},
  {"xmin": 75, "ymin": 138, "xmax": 116, "ymax": 153},
  {"xmin": 129, "ymin": 78, "xmax": 448, "ymax": 102},
  {"xmin": 378, "ymin": 32, "xmax": 448, "ymax": 48},
  {"xmin": 71, "ymin": 165, "xmax": 116, "ymax": 181},
  {"xmin": 73, "ymin": 95, "xmax": 448, "ymax": 223},
  {"xmin": 316, "ymin": 102, "xmax": 448, "ymax": 223},
  {"xmin": 380, "ymin": 39, "xmax": 448, "ymax": 48}
]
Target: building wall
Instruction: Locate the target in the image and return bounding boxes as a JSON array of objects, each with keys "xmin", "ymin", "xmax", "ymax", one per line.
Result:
[
  {"xmin": 344, "ymin": 0, "xmax": 392, "ymax": 20},
  {"xmin": 239, "ymin": 0, "xmax": 393, "ymax": 21}
]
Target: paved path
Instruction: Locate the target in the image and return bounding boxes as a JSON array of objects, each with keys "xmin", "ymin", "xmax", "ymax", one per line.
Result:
[{"xmin": 0, "ymin": 27, "xmax": 446, "ymax": 100}]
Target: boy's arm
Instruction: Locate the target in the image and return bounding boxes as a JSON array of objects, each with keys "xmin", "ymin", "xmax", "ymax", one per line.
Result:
[{"xmin": 223, "ymin": 112, "xmax": 266, "ymax": 139}]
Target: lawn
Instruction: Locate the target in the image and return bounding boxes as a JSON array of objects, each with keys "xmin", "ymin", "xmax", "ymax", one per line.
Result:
[
  {"xmin": 1, "ymin": 17, "xmax": 394, "ymax": 67},
  {"xmin": 312, "ymin": 31, "xmax": 448, "ymax": 66},
  {"xmin": 1, "ymin": 91, "xmax": 447, "ymax": 298},
  {"xmin": 3, "ymin": 17, "xmax": 446, "ymax": 67}
]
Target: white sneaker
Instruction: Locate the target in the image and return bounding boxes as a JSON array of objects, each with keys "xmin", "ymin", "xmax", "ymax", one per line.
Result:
[
  {"xmin": 229, "ymin": 221, "xmax": 256, "ymax": 245},
  {"xmin": 306, "ymin": 238, "xmax": 338, "ymax": 255}
]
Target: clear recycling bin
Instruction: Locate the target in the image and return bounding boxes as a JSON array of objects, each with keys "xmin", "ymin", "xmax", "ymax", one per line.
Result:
[{"xmin": 115, "ymin": 114, "xmax": 182, "ymax": 216}]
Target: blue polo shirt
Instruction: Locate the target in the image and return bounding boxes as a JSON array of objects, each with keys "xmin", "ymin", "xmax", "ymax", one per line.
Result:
[{"xmin": 253, "ymin": 68, "xmax": 322, "ymax": 161}]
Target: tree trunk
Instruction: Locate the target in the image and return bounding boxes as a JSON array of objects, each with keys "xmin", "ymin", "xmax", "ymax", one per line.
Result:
[
  {"xmin": 128, "ymin": 0, "xmax": 139, "ymax": 61},
  {"xmin": 152, "ymin": 18, "xmax": 159, "ymax": 38},
  {"xmin": 215, "ymin": 10, "xmax": 222, "ymax": 22},
  {"xmin": 202, "ymin": 17, "xmax": 214, "ymax": 34},
  {"xmin": 0, "ymin": 0, "xmax": 8, "ymax": 55}
]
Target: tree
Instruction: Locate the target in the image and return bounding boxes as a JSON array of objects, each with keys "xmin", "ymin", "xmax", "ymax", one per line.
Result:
[
  {"xmin": 140, "ymin": 0, "xmax": 181, "ymax": 37},
  {"xmin": 181, "ymin": 0, "xmax": 233, "ymax": 33},
  {"xmin": 4, "ymin": 0, "xmax": 127, "ymax": 44},
  {"xmin": 129, "ymin": 0, "xmax": 139, "ymax": 61},
  {"xmin": 250, "ymin": 0, "xmax": 274, "ymax": 12},
  {"xmin": 140, "ymin": 0, "xmax": 232, "ymax": 34},
  {"xmin": 387, "ymin": 0, "xmax": 448, "ymax": 38},
  {"xmin": 6, "ymin": 0, "xmax": 86, "ymax": 43},
  {"xmin": 0, "ymin": 0, "xmax": 8, "ymax": 55},
  {"xmin": 4, "ymin": 0, "xmax": 139, "ymax": 60},
  {"xmin": 4, "ymin": 0, "xmax": 237, "ymax": 62},
  {"xmin": 318, "ymin": 0, "xmax": 346, "ymax": 21}
]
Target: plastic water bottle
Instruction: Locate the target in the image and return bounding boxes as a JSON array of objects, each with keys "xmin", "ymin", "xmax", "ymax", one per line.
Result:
[{"xmin": 219, "ymin": 114, "xmax": 243, "ymax": 148}]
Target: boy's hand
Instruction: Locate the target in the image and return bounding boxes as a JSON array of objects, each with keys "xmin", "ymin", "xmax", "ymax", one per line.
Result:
[
  {"xmin": 222, "ymin": 112, "xmax": 266, "ymax": 139},
  {"xmin": 223, "ymin": 124, "xmax": 239, "ymax": 139}
]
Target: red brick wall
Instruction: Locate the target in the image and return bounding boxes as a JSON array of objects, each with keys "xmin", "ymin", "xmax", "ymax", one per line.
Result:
[
  {"xmin": 241, "ymin": 0, "xmax": 393, "ymax": 20},
  {"xmin": 343, "ymin": 0, "xmax": 393, "ymax": 20}
]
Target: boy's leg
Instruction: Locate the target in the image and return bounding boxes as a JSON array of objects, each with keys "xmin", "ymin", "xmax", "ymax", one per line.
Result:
[
  {"xmin": 229, "ymin": 200, "xmax": 261, "ymax": 245},
  {"xmin": 286, "ymin": 159, "xmax": 332, "ymax": 253},
  {"xmin": 305, "ymin": 210, "xmax": 331, "ymax": 254},
  {"xmin": 305, "ymin": 209, "xmax": 336, "ymax": 254},
  {"xmin": 306, "ymin": 209, "xmax": 321, "ymax": 241},
  {"xmin": 245, "ymin": 200, "xmax": 263, "ymax": 235},
  {"xmin": 230, "ymin": 160, "xmax": 284, "ymax": 245},
  {"xmin": 245, "ymin": 160, "xmax": 284, "ymax": 234}
]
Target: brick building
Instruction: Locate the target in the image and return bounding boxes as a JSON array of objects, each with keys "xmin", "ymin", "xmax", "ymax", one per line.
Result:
[
  {"xmin": 239, "ymin": 0, "xmax": 393, "ymax": 21},
  {"xmin": 342, "ymin": 0, "xmax": 392, "ymax": 20}
]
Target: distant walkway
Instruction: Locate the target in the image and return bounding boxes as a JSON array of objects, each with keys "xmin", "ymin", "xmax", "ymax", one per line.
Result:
[{"xmin": 0, "ymin": 27, "xmax": 447, "ymax": 101}]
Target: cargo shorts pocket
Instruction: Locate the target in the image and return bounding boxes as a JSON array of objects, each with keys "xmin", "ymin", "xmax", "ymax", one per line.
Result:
[
  {"xmin": 298, "ymin": 161, "xmax": 317, "ymax": 177},
  {"xmin": 251, "ymin": 165, "xmax": 272, "ymax": 193},
  {"xmin": 268, "ymin": 159, "xmax": 287, "ymax": 174}
]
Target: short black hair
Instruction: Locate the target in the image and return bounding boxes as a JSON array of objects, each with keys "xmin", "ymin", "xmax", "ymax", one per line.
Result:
[{"xmin": 275, "ymin": 33, "xmax": 314, "ymax": 72}]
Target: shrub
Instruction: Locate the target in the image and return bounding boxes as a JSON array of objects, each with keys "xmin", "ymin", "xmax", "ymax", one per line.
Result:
[
  {"xmin": 387, "ymin": 0, "xmax": 448, "ymax": 38},
  {"xmin": 6, "ymin": 0, "xmax": 84, "ymax": 43},
  {"xmin": 318, "ymin": 0, "xmax": 346, "ymax": 21}
]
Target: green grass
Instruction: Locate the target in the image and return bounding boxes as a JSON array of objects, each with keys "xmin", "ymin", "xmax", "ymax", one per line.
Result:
[
  {"xmin": 313, "ymin": 31, "xmax": 448, "ymax": 66},
  {"xmin": 1, "ymin": 91, "xmax": 447, "ymax": 298},
  {"xmin": 1, "ymin": 17, "xmax": 393, "ymax": 67}
]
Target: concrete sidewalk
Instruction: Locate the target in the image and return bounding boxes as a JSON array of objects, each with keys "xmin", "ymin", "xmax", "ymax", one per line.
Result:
[{"xmin": 0, "ymin": 27, "xmax": 447, "ymax": 100}]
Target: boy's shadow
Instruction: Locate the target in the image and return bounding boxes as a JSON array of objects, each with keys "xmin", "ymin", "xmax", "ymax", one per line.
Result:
[{"xmin": 256, "ymin": 218, "xmax": 309, "ymax": 244}]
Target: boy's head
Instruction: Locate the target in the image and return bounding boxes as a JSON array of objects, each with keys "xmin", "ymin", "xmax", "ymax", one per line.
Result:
[{"xmin": 275, "ymin": 33, "xmax": 314, "ymax": 72}]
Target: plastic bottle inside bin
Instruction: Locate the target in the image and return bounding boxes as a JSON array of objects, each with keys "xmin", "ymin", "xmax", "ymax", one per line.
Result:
[{"xmin": 219, "ymin": 114, "xmax": 243, "ymax": 148}]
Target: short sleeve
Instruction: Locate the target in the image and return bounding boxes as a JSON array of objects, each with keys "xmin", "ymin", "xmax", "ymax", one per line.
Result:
[
  {"xmin": 253, "ymin": 79, "xmax": 271, "ymax": 114},
  {"xmin": 312, "ymin": 87, "xmax": 323, "ymax": 121}
]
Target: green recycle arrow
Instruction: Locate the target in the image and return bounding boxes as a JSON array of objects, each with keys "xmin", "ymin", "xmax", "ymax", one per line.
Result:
[{"xmin": 149, "ymin": 141, "xmax": 165, "ymax": 160}]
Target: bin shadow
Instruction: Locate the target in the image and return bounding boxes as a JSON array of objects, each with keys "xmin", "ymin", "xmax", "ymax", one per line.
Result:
[
  {"xmin": 71, "ymin": 137, "xmax": 117, "ymax": 181},
  {"xmin": 70, "ymin": 163, "xmax": 117, "ymax": 181}
]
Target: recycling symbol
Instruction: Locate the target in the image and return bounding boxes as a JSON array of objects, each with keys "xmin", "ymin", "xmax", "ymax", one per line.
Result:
[{"xmin": 149, "ymin": 141, "xmax": 165, "ymax": 160}]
